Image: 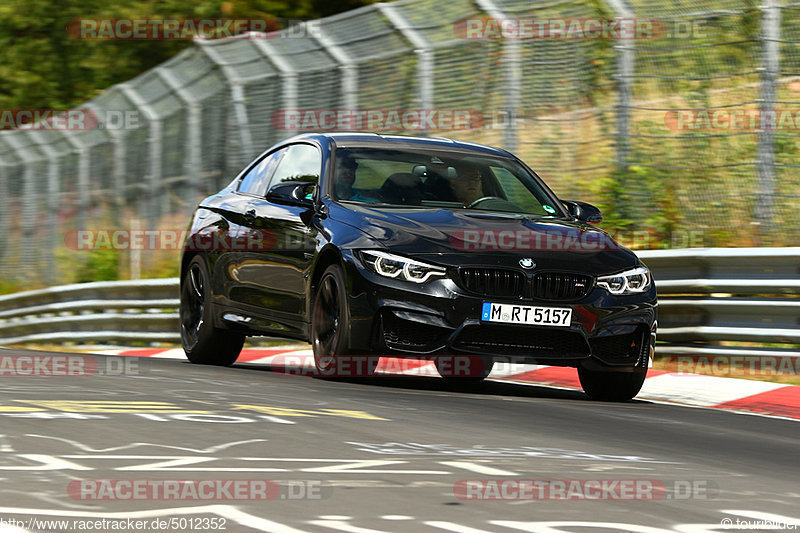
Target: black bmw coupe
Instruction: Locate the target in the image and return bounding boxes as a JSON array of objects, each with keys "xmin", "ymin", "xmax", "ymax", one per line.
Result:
[{"xmin": 179, "ymin": 133, "xmax": 657, "ymax": 401}]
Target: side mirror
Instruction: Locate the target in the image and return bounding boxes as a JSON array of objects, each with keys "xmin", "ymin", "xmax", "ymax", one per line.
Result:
[
  {"xmin": 266, "ymin": 181, "xmax": 315, "ymax": 208},
  {"xmin": 562, "ymin": 200, "xmax": 602, "ymax": 223}
]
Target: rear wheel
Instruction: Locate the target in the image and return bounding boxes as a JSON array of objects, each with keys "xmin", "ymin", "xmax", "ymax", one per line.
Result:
[
  {"xmin": 578, "ymin": 366, "xmax": 647, "ymax": 401},
  {"xmin": 311, "ymin": 264, "xmax": 378, "ymax": 378},
  {"xmin": 180, "ymin": 256, "xmax": 244, "ymax": 366}
]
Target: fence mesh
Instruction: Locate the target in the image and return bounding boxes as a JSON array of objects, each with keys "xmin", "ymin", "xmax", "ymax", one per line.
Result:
[{"xmin": 0, "ymin": 0, "xmax": 797, "ymax": 286}]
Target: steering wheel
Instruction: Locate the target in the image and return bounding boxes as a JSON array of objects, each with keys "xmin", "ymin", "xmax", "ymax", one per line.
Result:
[{"xmin": 465, "ymin": 196, "xmax": 506, "ymax": 209}]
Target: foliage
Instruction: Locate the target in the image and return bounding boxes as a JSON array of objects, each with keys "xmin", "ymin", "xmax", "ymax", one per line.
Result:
[
  {"xmin": 0, "ymin": 0, "xmax": 378, "ymax": 112},
  {"xmin": 74, "ymin": 247, "xmax": 121, "ymax": 283}
]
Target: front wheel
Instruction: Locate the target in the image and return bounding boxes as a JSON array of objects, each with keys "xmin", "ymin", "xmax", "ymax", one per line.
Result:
[
  {"xmin": 180, "ymin": 255, "xmax": 244, "ymax": 366},
  {"xmin": 311, "ymin": 264, "xmax": 378, "ymax": 378},
  {"xmin": 578, "ymin": 366, "xmax": 647, "ymax": 401}
]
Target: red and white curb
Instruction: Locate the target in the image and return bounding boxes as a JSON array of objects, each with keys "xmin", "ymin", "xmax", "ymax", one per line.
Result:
[{"xmin": 99, "ymin": 346, "xmax": 800, "ymax": 421}]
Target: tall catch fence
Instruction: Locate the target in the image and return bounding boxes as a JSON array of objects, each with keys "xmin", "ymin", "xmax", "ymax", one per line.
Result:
[{"xmin": 0, "ymin": 0, "xmax": 797, "ymax": 286}]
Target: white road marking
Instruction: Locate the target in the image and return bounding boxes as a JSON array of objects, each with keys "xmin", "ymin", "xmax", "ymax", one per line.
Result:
[
  {"xmin": 381, "ymin": 515, "xmax": 414, "ymax": 520},
  {"xmin": 300, "ymin": 459, "xmax": 449, "ymax": 474},
  {"xmin": 309, "ymin": 520, "xmax": 385, "ymax": 533},
  {"xmin": 425, "ymin": 522, "xmax": 496, "ymax": 533},
  {"xmin": 0, "ymin": 454, "xmax": 92, "ymax": 471},
  {"xmin": 260, "ymin": 415, "xmax": 296, "ymax": 424},
  {"xmin": 439, "ymin": 461, "xmax": 519, "ymax": 476},
  {"xmin": 25, "ymin": 434, "xmax": 267, "ymax": 453},
  {"xmin": 492, "ymin": 521, "xmax": 677, "ymax": 532}
]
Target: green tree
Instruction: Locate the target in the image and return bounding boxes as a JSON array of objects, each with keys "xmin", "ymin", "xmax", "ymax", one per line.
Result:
[{"xmin": 0, "ymin": 0, "xmax": 377, "ymax": 112}]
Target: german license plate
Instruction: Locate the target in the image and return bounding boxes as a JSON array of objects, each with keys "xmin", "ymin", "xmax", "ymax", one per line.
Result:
[{"xmin": 481, "ymin": 302, "xmax": 571, "ymax": 327}]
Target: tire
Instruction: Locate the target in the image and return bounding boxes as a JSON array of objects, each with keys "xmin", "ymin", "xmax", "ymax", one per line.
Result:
[
  {"xmin": 578, "ymin": 366, "xmax": 647, "ymax": 401},
  {"xmin": 180, "ymin": 255, "xmax": 245, "ymax": 366},
  {"xmin": 435, "ymin": 355, "xmax": 494, "ymax": 382},
  {"xmin": 311, "ymin": 264, "xmax": 378, "ymax": 378}
]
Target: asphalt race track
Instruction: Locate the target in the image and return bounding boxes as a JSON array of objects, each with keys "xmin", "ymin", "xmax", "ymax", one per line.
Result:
[{"xmin": 0, "ymin": 347, "xmax": 797, "ymax": 533}]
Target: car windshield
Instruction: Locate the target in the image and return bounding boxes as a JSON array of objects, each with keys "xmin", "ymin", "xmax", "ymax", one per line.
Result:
[{"xmin": 332, "ymin": 147, "xmax": 564, "ymax": 217}]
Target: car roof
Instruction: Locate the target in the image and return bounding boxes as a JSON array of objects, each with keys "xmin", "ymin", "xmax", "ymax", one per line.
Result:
[{"xmin": 287, "ymin": 132, "xmax": 513, "ymax": 158}]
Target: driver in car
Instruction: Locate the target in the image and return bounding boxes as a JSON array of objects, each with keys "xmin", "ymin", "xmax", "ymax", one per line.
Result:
[
  {"xmin": 447, "ymin": 164, "xmax": 484, "ymax": 206},
  {"xmin": 334, "ymin": 157, "xmax": 381, "ymax": 202}
]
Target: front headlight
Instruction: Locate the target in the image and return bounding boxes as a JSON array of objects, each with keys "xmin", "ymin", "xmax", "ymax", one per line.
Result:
[
  {"xmin": 596, "ymin": 266, "xmax": 651, "ymax": 295},
  {"xmin": 360, "ymin": 250, "xmax": 446, "ymax": 283}
]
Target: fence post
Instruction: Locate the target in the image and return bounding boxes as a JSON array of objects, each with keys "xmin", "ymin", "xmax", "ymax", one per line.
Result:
[
  {"xmin": 157, "ymin": 67, "xmax": 203, "ymax": 213},
  {"xmin": 4, "ymin": 134, "xmax": 45, "ymax": 281},
  {"xmin": 196, "ymin": 39, "xmax": 255, "ymax": 170},
  {"xmin": 86, "ymin": 102, "xmax": 127, "ymax": 214},
  {"xmin": 60, "ymin": 134, "xmax": 91, "ymax": 235},
  {"xmin": 0, "ymin": 163, "xmax": 6, "ymax": 271},
  {"xmin": 377, "ymin": 3, "xmax": 434, "ymax": 136},
  {"xmin": 756, "ymin": 0, "xmax": 780, "ymax": 241},
  {"xmin": 119, "ymin": 84, "xmax": 163, "ymax": 229},
  {"xmin": 252, "ymin": 37, "xmax": 299, "ymax": 138},
  {"xmin": 314, "ymin": 23, "xmax": 358, "ymax": 112},
  {"xmin": 476, "ymin": 0, "xmax": 520, "ymax": 152},
  {"xmin": 606, "ymin": 0, "xmax": 635, "ymax": 220},
  {"xmin": 27, "ymin": 131, "xmax": 62, "ymax": 285}
]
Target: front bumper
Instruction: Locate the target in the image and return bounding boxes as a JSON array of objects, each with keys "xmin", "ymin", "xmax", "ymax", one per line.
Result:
[{"xmin": 342, "ymin": 251, "xmax": 657, "ymax": 369}]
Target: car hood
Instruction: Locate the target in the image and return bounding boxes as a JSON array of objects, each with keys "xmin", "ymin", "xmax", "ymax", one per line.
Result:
[{"xmin": 330, "ymin": 203, "xmax": 640, "ymax": 274}]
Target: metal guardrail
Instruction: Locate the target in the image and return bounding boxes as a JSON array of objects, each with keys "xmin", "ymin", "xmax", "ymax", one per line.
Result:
[
  {"xmin": 0, "ymin": 279, "xmax": 180, "ymax": 344},
  {"xmin": 0, "ymin": 249, "xmax": 797, "ymax": 357},
  {"xmin": 638, "ymin": 248, "xmax": 800, "ymax": 358}
]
